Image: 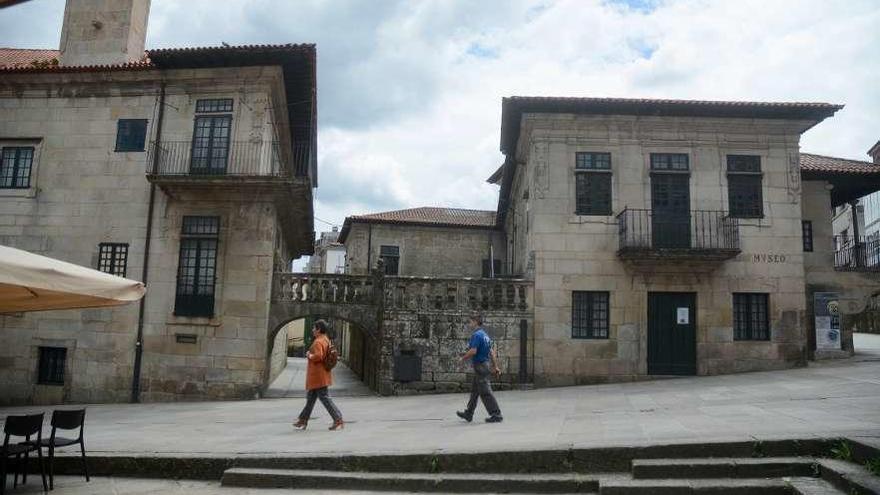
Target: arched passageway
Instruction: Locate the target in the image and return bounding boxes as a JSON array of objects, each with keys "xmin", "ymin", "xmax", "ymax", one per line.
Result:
[{"xmin": 264, "ymin": 315, "xmax": 377, "ymax": 398}]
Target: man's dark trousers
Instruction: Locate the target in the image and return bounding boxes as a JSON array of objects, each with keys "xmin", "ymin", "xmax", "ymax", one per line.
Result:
[{"xmin": 464, "ymin": 361, "xmax": 501, "ymax": 418}]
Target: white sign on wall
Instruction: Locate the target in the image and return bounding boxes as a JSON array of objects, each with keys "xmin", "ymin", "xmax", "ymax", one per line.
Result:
[{"xmin": 676, "ymin": 307, "xmax": 689, "ymax": 325}]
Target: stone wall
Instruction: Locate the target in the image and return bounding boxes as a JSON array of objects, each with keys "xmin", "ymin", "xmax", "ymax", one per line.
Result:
[
  {"xmin": 0, "ymin": 66, "xmax": 304, "ymax": 405},
  {"xmin": 269, "ymin": 325, "xmax": 288, "ymax": 384},
  {"xmin": 344, "ymin": 223, "xmax": 505, "ymax": 277},
  {"xmin": 509, "ymin": 114, "xmax": 814, "ymax": 385}
]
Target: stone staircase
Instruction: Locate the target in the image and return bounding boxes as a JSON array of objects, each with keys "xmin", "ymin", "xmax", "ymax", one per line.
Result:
[{"xmin": 220, "ymin": 452, "xmax": 880, "ymax": 494}]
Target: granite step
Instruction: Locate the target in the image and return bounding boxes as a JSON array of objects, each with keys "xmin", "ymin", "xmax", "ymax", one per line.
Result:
[
  {"xmin": 598, "ymin": 477, "xmax": 796, "ymax": 494},
  {"xmin": 221, "ymin": 467, "xmax": 602, "ymax": 493},
  {"xmin": 631, "ymin": 457, "xmax": 817, "ymax": 479},
  {"xmin": 816, "ymin": 458, "xmax": 880, "ymax": 495}
]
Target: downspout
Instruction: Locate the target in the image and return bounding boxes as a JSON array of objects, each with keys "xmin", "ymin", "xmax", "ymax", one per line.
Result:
[
  {"xmin": 131, "ymin": 82, "xmax": 166, "ymax": 403},
  {"xmin": 366, "ymin": 223, "xmax": 373, "ymax": 275}
]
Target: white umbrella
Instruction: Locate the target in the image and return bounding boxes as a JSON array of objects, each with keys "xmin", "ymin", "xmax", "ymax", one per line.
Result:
[{"xmin": 0, "ymin": 245, "xmax": 146, "ymax": 313}]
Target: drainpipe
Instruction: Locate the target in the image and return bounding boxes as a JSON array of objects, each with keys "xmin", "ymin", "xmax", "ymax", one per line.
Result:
[
  {"xmin": 366, "ymin": 223, "xmax": 373, "ymax": 275},
  {"xmin": 131, "ymin": 82, "xmax": 166, "ymax": 403},
  {"xmin": 850, "ymin": 200, "xmax": 863, "ymax": 268}
]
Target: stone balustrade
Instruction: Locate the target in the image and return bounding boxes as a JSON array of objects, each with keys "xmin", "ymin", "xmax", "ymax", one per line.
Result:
[
  {"xmin": 383, "ymin": 276, "xmax": 531, "ymax": 312},
  {"xmin": 273, "ymin": 272, "xmax": 378, "ymax": 304}
]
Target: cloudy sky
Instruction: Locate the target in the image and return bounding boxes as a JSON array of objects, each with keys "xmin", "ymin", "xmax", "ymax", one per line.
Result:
[{"xmin": 2, "ymin": 0, "xmax": 879, "ymax": 266}]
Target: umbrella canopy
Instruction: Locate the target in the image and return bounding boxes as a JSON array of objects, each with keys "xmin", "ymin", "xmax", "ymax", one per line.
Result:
[{"xmin": 0, "ymin": 245, "xmax": 146, "ymax": 313}]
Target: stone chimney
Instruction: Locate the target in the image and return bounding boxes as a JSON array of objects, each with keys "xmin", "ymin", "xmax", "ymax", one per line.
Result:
[
  {"xmin": 869, "ymin": 140, "xmax": 880, "ymax": 164},
  {"xmin": 58, "ymin": 0, "xmax": 151, "ymax": 66}
]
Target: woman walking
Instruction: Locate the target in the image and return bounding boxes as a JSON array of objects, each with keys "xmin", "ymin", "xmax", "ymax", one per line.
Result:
[{"xmin": 293, "ymin": 319, "xmax": 344, "ymax": 431}]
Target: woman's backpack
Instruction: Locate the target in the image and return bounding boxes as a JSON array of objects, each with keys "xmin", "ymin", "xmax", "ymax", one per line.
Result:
[{"xmin": 323, "ymin": 342, "xmax": 339, "ymax": 371}]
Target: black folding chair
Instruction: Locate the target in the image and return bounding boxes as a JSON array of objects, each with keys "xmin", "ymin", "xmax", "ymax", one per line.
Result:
[
  {"xmin": 1, "ymin": 413, "xmax": 48, "ymax": 494},
  {"xmin": 38, "ymin": 409, "xmax": 88, "ymax": 491}
]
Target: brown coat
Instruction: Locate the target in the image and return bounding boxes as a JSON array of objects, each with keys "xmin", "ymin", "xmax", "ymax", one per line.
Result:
[{"xmin": 305, "ymin": 334, "xmax": 333, "ymax": 390}]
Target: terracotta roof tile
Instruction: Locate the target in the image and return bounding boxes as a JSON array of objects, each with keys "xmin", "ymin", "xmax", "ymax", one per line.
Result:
[
  {"xmin": 800, "ymin": 153, "xmax": 880, "ymax": 175},
  {"xmin": 0, "ymin": 48, "xmax": 60, "ymax": 68},
  {"xmin": 339, "ymin": 207, "xmax": 497, "ymax": 243}
]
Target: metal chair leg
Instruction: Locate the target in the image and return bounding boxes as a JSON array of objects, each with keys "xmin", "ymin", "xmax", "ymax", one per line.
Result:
[
  {"xmin": 1, "ymin": 455, "xmax": 7, "ymax": 495},
  {"xmin": 21, "ymin": 451, "xmax": 27, "ymax": 485},
  {"xmin": 48, "ymin": 446, "xmax": 54, "ymax": 491},
  {"xmin": 36, "ymin": 445, "xmax": 47, "ymax": 492},
  {"xmin": 80, "ymin": 441, "xmax": 89, "ymax": 482},
  {"xmin": 13, "ymin": 454, "xmax": 19, "ymax": 488}
]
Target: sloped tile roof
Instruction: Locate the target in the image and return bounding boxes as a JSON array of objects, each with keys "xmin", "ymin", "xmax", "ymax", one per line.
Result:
[
  {"xmin": 0, "ymin": 48, "xmax": 60, "ymax": 68},
  {"xmin": 339, "ymin": 207, "xmax": 497, "ymax": 243},
  {"xmin": 800, "ymin": 153, "xmax": 880, "ymax": 175}
]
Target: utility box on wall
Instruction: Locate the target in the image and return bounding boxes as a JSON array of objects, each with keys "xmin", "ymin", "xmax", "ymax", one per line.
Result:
[{"xmin": 393, "ymin": 350, "xmax": 421, "ymax": 382}]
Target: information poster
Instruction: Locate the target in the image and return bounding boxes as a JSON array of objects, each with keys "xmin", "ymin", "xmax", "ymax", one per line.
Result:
[{"xmin": 814, "ymin": 292, "xmax": 841, "ymax": 350}]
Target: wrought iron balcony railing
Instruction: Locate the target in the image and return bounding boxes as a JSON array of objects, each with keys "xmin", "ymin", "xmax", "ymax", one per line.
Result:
[
  {"xmin": 834, "ymin": 236, "xmax": 880, "ymax": 271},
  {"xmin": 617, "ymin": 208, "xmax": 740, "ymax": 258},
  {"xmin": 147, "ymin": 140, "xmax": 311, "ymax": 178}
]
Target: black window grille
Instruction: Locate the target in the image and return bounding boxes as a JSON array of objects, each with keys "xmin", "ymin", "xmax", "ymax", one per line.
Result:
[
  {"xmin": 38, "ymin": 347, "xmax": 66, "ymax": 385},
  {"xmin": 115, "ymin": 119, "xmax": 148, "ymax": 152},
  {"xmin": 727, "ymin": 155, "xmax": 763, "ymax": 218},
  {"xmin": 802, "ymin": 220, "xmax": 814, "ymax": 252},
  {"xmin": 195, "ymin": 98, "xmax": 233, "ymax": 113},
  {"xmin": 733, "ymin": 293, "xmax": 770, "ymax": 341},
  {"xmin": 572, "ymin": 291, "xmax": 609, "ymax": 339},
  {"xmin": 379, "ymin": 245, "xmax": 399, "ymax": 275},
  {"xmin": 174, "ymin": 216, "xmax": 220, "ymax": 317},
  {"xmin": 98, "ymin": 243, "xmax": 129, "ymax": 277},
  {"xmin": 575, "ymin": 152, "xmax": 612, "ymax": 215},
  {"xmin": 650, "ymin": 153, "xmax": 689, "ymax": 171},
  {"xmin": 481, "ymin": 259, "xmax": 502, "ymax": 278},
  {"xmin": 0, "ymin": 146, "xmax": 34, "ymax": 189}
]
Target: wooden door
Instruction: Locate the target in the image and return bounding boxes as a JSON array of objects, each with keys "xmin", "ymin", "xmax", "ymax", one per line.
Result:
[{"xmin": 648, "ymin": 292, "xmax": 696, "ymax": 375}]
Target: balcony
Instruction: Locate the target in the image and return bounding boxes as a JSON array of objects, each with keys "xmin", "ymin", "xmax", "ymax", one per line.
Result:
[
  {"xmin": 834, "ymin": 236, "xmax": 880, "ymax": 272},
  {"xmin": 146, "ymin": 140, "xmax": 311, "ymax": 191},
  {"xmin": 617, "ymin": 208, "xmax": 741, "ymax": 268}
]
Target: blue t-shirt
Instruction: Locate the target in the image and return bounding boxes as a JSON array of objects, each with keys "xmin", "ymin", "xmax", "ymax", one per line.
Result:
[{"xmin": 468, "ymin": 328, "xmax": 492, "ymax": 364}]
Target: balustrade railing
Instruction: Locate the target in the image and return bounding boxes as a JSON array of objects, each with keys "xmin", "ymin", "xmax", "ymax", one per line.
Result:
[
  {"xmin": 273, "ymin": 273, "xmax": 378, "ymax": 304},
  {"xmin": 617, "ymin": 208, "xmax": 740, "ymax": 253},
  {"xmin": 383, "ymin": 276, "xmax": 531, "ymax": 312},
  {"xmin": 147, "ymin": 140, "xmax": 311, "ymax": 178},
  {"xmin": 834, "ymin": 237, "xmax": 880, "ymax": 271}
]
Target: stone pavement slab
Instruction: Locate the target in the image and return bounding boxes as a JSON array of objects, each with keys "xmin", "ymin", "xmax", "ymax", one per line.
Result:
[
  {"xmin": 1, "ymin": 334, "xmax": 878, "ymax": 459},
  {"xmin": 265, "ymin": 357, "xmax": 373, "ymax": 398}
]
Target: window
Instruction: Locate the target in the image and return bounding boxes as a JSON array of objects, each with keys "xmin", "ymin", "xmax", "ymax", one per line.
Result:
[
  {"xmin": 572, "ymin": 291, "xmax": 609, "ymax": 339},
  {"xmin": 174, "ymin": 216, "xmax": 220, "ymax": 317},
  {"xmin": 38, "ymin": 347, "xmax": 66, "ymax": 385},
  {"xmin": 733, "ymin": 293, "xmax": 770, "ymax": 341},
  {"xmin": 98, "ymin": 243, "xmax": 129, "ymax": 277},
  {"xmin": 195, "ymin": 98, "xmax": 233, "ymax": 113},
  {"xmin": 727, "ymin": 155, "xmax": 763, "ymax": 218},
  {"xmin": 0, "ymin": 147, "xmax": 34, "ymax": 189},
  {"xmin": 115, "ymin": 119, "xmax": 148, "ymax": 152},
  {"xmin": 481, "ymin": 259, "xmax": 502, "ymax": 278},
  {"xmin": 650, "ymin": 153, "xmax": 689, "ymax": 171},
  {"xmin": 802, "ymin": 221, "xmax": 813, "ymax": 252},
  {"xmin": 575, "ymin": 152, "xmax": 612, "ymax": 215},
  {"xmin": 379, "ymin": 245, "xmax": 399, "ymax": 275}
]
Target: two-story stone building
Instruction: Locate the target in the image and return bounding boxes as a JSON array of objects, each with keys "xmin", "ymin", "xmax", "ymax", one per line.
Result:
[
  {"xmin": 0, "ymin": 0, "xmax": 317, "ymax": 404},
  {"xmin": 341, "ymin": 96, "xmax": 880, "ymax": 392}
]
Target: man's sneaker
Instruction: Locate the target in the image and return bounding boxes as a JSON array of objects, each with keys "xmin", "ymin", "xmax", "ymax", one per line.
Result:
[
  {"xmin": 485, "ymin": 415, "xmax": 503, "ymax": 423},
  {"xmin": 456, "ymin": 410, "xmax": 473, "ymax": 422}
]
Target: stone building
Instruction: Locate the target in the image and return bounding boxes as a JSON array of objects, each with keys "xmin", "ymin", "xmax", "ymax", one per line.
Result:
[
  {"xmin": 0, "ymin": 0, "xmax": 317, "ymax": 405},
  {"xmin": 828, "ymin": 141, "xmax": 880, "ymax": 270},
  {"xmin": 339, "ymin": 207, "xmax": 504, "ymax": 277},
  {"xmin": 337, "ymin": 97, "xmax": 880, "ymax": 393},
  {"xmin": 307, "ymin": 226, "xmax": 345, "ymax": 274}
]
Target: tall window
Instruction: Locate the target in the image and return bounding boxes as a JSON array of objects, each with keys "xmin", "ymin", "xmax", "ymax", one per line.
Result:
[
  {"xmin": 802, "ymin": 221, "xmax": 813, "ymax": 252},
  {"xmin": 115, "ymin": 119, "xmax": 148, "ymax": 152},
  {"xmin": 481, "ymin": 259, "xmax": 502, "ymax": 278},
  {"xmin": 175, "ymin": 216, "xmax": 220, "ymax": 317},
  {"xmin": 191, "ymin": 99, "xmax": 232, "ymax": 175},
  {"xmin": 733, "ymin": 293, "xmax": 770, "ymax": 341},
  {"xmin": 0, "ymin": 146, "xmax": 34, "ymax": 189},
  {"xmin": 98, "ymin": 243, "xmax": 129, "ymax": 277},
  {"xmin": 575, "ymin": 152, "xmax": 612, "ymax": 215},
  {"xmin": 379, "ymin": 245, "xmax": 399, "ymax": 275},
  {"xmin": 572, "ymin": 291, "xmax": 609, "ymax": 339},
  {"xmin": 38, "ymin": 347, "xmax": 66, "ymax": 385},
  {"xmin": 727, "ymin": 155, "xmax": 763, "ymax": 218}
]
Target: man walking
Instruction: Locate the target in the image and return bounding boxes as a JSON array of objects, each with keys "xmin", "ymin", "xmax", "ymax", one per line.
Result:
[{"xmin": 457, "ymin": 313, "xmax": 503, "ymax": 423}]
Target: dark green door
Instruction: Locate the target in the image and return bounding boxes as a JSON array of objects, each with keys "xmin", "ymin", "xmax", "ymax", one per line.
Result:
[
  {"xmin": 651, "ymin": 173, "xmax": 690, "ymax": 248},
  {"xmin": 648, "ymin": 292, "xmax": 696, "ymax": 375}
]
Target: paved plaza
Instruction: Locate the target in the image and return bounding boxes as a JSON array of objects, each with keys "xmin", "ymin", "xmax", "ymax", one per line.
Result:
[
  {"xmin": 0, "ymin": 334, "xmax": 877, "ymax": 460},
  {"xmin": 265, "ymin": 357, "xmax": 373, "ymax": 398}
]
